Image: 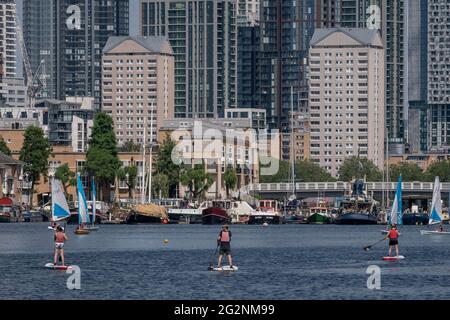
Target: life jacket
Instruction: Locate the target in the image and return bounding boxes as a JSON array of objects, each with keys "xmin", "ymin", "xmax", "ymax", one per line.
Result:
[
  {"xmin": 220, "ymin": 230, "xmax": 231, "ymax": 242},
  {"xmin": 388, "ymin": 229, "xmax": 399, "ymax": 239}
]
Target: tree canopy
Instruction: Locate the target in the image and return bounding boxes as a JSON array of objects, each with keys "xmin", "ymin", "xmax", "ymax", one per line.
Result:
[
  {"xmin": 0, "ymin": 136, "xmax": 11, "ymax": 156},
  {"xmin": 337, "ymin": 157, "xmax": 383, "ymax": 182},
  {"xmin": 54, "ymin": 163, "xmax": 76, "ymax": 196},
  {"xmin": 154, "ymin": 134, "xmax": 181, "ymax": 197},
  {"xmin": 389, "ymin": 162, "xmax": 425, "ymax": 182},
  {"xmin": 223, "ymin": 168, "xmax": 238, "ymax": 198},
  {"xmin": 180, "ymin": 164, "xmax": 213, "ymax": 200},
  {"xmin": 19, "ymin": 126, "xmax": 52, "ymax": 205},
  {"xmin": 86, "ymin": 113, "xmax": 121, "ymax": 200}
]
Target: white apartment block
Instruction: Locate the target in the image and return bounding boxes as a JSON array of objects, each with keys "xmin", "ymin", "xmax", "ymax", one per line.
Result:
[
  {"xmin": 0, "ymin": 0, "xmax": 16, "ymax": 79},
  {"xmin": 308, "ymin": 28, "xmax": 385, "ymax": 177},
  {"xmin": 102, "ymin": 36, "xmax": 174, "ymax": 146}
]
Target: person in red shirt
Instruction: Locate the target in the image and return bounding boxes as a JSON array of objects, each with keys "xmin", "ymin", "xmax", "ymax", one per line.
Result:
[
  {"xmin": 385, "ymin": 224, "xmax": 399, "ymax": 257},
  {"xmin": 54, "ymin": 226, "xmax": 68, "ymax": 266},
  {"xmin": 217, "ymin": 225, "xmax": 233, "ymax": 268}
]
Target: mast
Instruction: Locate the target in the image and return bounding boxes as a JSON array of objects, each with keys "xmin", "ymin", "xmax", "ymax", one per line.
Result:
[
  {"xmin": 141, "ymin": 117, "xmax": 147, "ymax": 204},
  {"xmin": 148, "ymin": 102, "xmax": 154, "ymax": 204},
  {"xmin": 290, "ymin": 86, "xmax": 296, "ymax": 201}
]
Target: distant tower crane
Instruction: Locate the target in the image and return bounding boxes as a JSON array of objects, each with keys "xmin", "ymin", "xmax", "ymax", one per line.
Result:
[{"xmin": 14, "ymin": 13, "xmax": 47, "ymax": 108}]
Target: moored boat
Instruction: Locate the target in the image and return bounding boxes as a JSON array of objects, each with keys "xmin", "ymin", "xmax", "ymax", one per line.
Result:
[
  {"xmin": 307, "ymin": 200, "xmax": 332, "ymax": 224},
  {"xmin": 334, "ymin": 180, "xmax": 380, "ymax": 225},
  {"xmin": 202, "ymin": 207, "xmax": 231, "ymax": 225},
  {"xmin": 248, "ymin": 200, "xmax": 282, "ymax": 225},
  {"xmin": 0, "ymin": 212, "xmax": 10, "ymax": 223},
  {"xmin": 127, "ymin": 203, "xmax": 169, "ymax": 224}
]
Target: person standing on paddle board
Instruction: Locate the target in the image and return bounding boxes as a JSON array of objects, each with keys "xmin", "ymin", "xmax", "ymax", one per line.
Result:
[
  {"xmin": 217, "ymin": 225, "xmax": 233, "ymax": 268},
  {"xmin": 54, "ymin": 226, "xmax": 68, "ymax": 266},
  {"xmin": 385, "ymin": 224, "xmax": 399, "ymax": 257}
]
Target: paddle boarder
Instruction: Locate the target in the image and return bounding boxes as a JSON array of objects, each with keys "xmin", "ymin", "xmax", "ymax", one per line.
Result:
[
  {"xmin": 217, "ymin": 224, "xmax": 233, "ymax": 269},
  {"xmin": 385, "ymin": 224, "xmax": 399, "ymax": 257},
  {"xmin": 438, "ymin": 222, "xmax": 444, "ymax": 233},
  {"xmin": 54, "ymin": 225, "xmax": 68, "ymax": 266}
]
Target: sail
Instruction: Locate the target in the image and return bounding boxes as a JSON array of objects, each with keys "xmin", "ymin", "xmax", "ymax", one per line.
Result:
[
  {"xmin": 429, "ymin": 176, "xmax": 443, "ymax": 225},
  {"xmin": 77, "ymin": 174, "xmax": 90, "ymax": 225},
  {"xmin": 51, "ymin": 179, "xmax": 71, "ymax": 221},
  {"xmin": 389, "ymin": 175, "xmax": 402, "ymax": 225},
  {"xmin": 91, "ymin": 177, "xmax": 96, "ymax": 224}
]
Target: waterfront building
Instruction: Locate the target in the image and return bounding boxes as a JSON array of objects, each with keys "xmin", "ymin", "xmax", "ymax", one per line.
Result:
[
  {"xmin": 140, "ymin": 0, "xmax": 237, "ymax": 118},
  {"xmin": 405, "ymin": 0, "xmax": 428, "ymax": 154},
  {"xmin": 0, "ymin": 0, "xmax": 16, "ymax": 79},
  {"xmin": 102, "ymin": 36, "xmax": 175, "ymax": 147},
  {"xmin": 1, "ymin": 77, "xmax": 27, "ymax": 108},
  {"xmin": 23, "ymin": 0, "xmax": 130, "ymax": 107},
  {"xmin": 158, "ymin": 118, "xmax": 263, "ymax": 199},
  {"xmin": 35, "ymin": 97, "xmax": 95, "ymax": 152},
  {"xmin": 341, "ymin": 0, "xmax": 406, "ymax": 155},
  {"xmin": 426, "ymin": 0, "xmax": 450, "ymax": 152},
  {"xmin": 308, "ymin": 28, "xmax": 385, "ymax": 176}
]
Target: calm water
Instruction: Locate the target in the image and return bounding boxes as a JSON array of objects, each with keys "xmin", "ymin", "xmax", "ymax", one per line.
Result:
[{"xmin": 1, "ymin": 223, "xmax": 450, "ymax": 300}]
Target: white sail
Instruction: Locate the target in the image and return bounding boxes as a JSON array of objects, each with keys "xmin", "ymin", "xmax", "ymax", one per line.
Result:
[
  {"xmin": 77, "ymin": 174, "xmax": 90, "ymax": 225},
  {"xmin": 429, "ymin": 176, "xmax": 444, "ymax": 225},
  {"xmin": 51, "ymin": 179, "xmax": 71, "ymax": 221}
]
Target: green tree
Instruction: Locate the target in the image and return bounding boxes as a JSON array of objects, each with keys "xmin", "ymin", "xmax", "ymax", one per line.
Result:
[
  {"xmin": 117, "ymin": 165, "xmax": 138, "ymax": 199},
  {"xmin": 54, "ymin": 163, "xmax": 76, "ymax": 196},
  {"xmin": 180, "ymin": 164, "xmax": 213, "ymax": 200},
  {"xmin": 119, "ymin": 141, "xmax": 141, "ymax": 152},
  {"xmin": 155, "ymin": 134, "xmax": 181, "ymax": 196},
  {"xmin": 338, "ymin": 157, "xmax": 383, "ymax": 182},
  {"xmin": 152, "ymin": 173, "xmax": 169, "ymax": 199},
  {"xmin": 425, "ymin": 160, "xmax": 450, "ymax": 182},
  {"xmin": 223, "ymin": 168, "xmax": 238, "ymax": 198},
  {"xmin": 0, "ymin": 136, "xmax": 11, "ymax": 156},
  {"xmin": 259, "ymin": 158, "xmax": 290, "ymax": 183},
  {"xmin": 389, "ymin": 162, "xmax": 425, "ymax": 182},
  {"xmin": 295, "ymin": 160, "xmax": 336, "ymax": 182},
  {"xmin": 86, "ymin": 112, "xmax": 121, "ymax": 201},
  {"xmin": 19, "ymin": 126, "xmax": 52, "ymax": 205}
]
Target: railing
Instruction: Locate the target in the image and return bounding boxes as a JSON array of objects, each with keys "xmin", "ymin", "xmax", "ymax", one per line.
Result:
[{"xmin": 241, "ymin": 182, "xmax": 450, "ymax": 194}]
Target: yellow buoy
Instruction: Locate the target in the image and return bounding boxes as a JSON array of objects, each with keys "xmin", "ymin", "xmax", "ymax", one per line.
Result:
[{"xmin": 164, "ymin": 239, "xmax": 169, "ymax": 244}]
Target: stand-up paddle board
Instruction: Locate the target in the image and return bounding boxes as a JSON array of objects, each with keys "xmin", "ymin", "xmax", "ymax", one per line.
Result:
[
  {"xmin": 420, "ymin": 230, "xmax": 450, "ymax": 235},
  {"xmin": 211, "ymin": 266, "xmax": 238, "ymax": 272},
  {"xmin": 382, "ymin": 256, "xmax": 405, "ymax": 261},
  {"xmin": 45, "ymin": 263, "xmax": 72, "ymax": 270}
]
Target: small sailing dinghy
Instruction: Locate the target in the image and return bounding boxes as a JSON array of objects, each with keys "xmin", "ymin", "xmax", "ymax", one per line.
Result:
[
  {"xmin": 381, "ymin": 175, "xmax": 403, "ymax": 235},
  {"xmin": 420, "ymin": 176, "xmax": 449, "ymax": 235},
  {"xmin": 85, "ymin": 177, "xmax": 99, "ymax": 231},
  {"xmin": 75, "ymin": 174, "xmax": 90, "ymax": 235},
  {"xmin": 48, "ymin": 179, "xmax": 71, "ymax": 230}
]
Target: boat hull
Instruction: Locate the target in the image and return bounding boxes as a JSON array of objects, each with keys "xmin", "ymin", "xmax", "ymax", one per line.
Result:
[
  {"xmin": 334, "ymin": 213, "xmax": 378, "ymax": 225},
  {"xmin": 307, "ymin": 213, "xmax": 331, "ymax": 224},
  {"xmin": 66, "ymin": 212, "xmax": 102, "ymax": 225},
  {"xmin": 0, "ymin": 214, "xmax": 10, "ymax": 223},
  {"xmin": 248, "ymin": 215, "xmax": 282, "ymax": 225},
  {"xmin": 402, "ymin": 213, "xmax": 429, "ymax": 225},
  {"xmin": 202, "ymin": 207, "xmax": 231, "ymax": 225},
  {"xmin": 126, "ymin": 214, "xmax": 162, "ymax": 224}
]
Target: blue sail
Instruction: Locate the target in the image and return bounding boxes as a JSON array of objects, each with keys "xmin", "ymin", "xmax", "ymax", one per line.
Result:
[
  {"xmin": 388, "ymin": 175, "xmax": 402, "ymax": 225},
  {"xmin": 51, "ymin": 179, "xmax": 71, "ymax": 221},
  {"xmin": 429, "ymin": 176, "xmax": 443, "ymax": 225},
  {"xmin": 91, "ymin": 177, "xmax": 96, "ymax": 224},
  {"xmin": 77, "ymin": 174, "xmax": 90, "ymax": 225}
]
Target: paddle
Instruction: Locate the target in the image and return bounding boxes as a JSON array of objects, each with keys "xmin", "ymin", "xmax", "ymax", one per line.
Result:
[
  {"xmin": 363, "ymin": 238, "xmax": 386, "ymax": 251},
  {"xmin": 208, "ymin": 243, "xmax": 220, "ymax": 271}
]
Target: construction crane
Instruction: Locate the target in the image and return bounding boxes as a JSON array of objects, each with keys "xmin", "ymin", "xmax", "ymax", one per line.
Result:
[{"xmin": 14, "ymin": 13, "xmax": 46, "ymax": 108}]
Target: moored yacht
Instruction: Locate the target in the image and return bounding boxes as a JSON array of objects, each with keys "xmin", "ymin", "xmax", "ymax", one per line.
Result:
[{"xmin": 248, "ymin": 200, "xmax": 282, "ymax": 225}]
